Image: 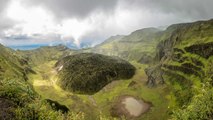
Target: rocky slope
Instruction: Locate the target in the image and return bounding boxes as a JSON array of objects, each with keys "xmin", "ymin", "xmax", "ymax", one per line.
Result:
[
  {"xmin": 146, "ymin": 19, "xmax": 213, "ymax": 119},
  {"xmin": 146, "ymin": 19, "xmax": 213, "ymax": 86},
  {"xmin": 55, "ymin": 53, "xmax": 136, "ymax": 94}
]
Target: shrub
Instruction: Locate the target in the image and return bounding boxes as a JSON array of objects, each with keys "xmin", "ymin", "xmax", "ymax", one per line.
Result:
[{"xmin": 172, "ymin": 82, "xmax": 213, "ymax": 120}]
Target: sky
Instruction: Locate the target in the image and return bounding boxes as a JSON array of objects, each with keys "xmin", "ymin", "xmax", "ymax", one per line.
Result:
[{"xmin": 0, "ymin": 0, "xmax": 213, "ymax": 49}]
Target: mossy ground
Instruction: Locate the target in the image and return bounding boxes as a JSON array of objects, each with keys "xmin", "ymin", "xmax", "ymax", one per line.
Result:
[{"xmin": 28, "ymin": 61, "xmax": 170, "ymax": 120}]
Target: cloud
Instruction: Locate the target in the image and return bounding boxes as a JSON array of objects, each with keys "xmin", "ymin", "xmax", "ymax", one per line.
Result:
[
  {"xmin": 23, "ymin": 0, "xmax": 119, "ymax": 19},
  {"xmin": 128, "ymin": 0, "xmax": 213, "ymax": 20},
  {"xmin": 0, "ymin": 0, "xmax": 213, "ymax": 48},
  {"xmin": 0, "ymin": 0, "xmax": 10, "ymax": 11},
  {"xmin": 0, "ymin": 0, "xmax": 14, "ymax": 32}
]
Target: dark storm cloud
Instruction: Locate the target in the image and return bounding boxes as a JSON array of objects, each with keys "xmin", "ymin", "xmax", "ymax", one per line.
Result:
[
  {"xmin": 0, "ymin": 18, "xmax": 15, "ymax": 32},
  {"xmin": 129, "ymin": 0, "xmax": 213, "ymax": 20},
  {"xmin": 0, "ymin": 0, "xmax": 13, "ymax": 32},
  {"xmin": 22, "ymin": 0, "xmax": 213, "ymax": 22},
  {"xmin": 0, "ymin": 0, "xmax": 213, "ymax": 47},
  {"xmin": 24, "ymin": 0, "xmax": 213, "ymax": 20},
  {"xmin": 4, "ymin": 35, "xmax": 31, "ymax": 40},
  {"xmin": 24, "ymin": 0, "xmax": 119, "ymax": 18},
  {"xmin": 0, "ymin": 0, "xmax": 10, "ymax": 11}
]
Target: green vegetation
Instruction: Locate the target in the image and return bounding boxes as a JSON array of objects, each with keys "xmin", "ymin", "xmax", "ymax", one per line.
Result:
[
  {"xmin": 87, "ymin": 28, "xmax": 162, "ymax": 63},
  {"xmin": 148, "ymin": 19, "xmax": 213, "ymax": 119},
  {"xmin": 56, "ymin": 53, "xmax": 136, "ymax": 94},
  {"xmin": 18, "ymin": 45, "xmax": 76, "ymax": 66},
  {"xmin": 0, "ymin": 44, "xmax": 31, "ymax": 80},
  {"xmin": 28, "ymin": 60, "xmax": 170, "ymax": 120},
  {"xmin": 0, "ymin": 19, "xmax": 212, "ymax": 119},
  {"xmin": 172, "ymin": 82, "xmax": 213, "ymax": 120}
]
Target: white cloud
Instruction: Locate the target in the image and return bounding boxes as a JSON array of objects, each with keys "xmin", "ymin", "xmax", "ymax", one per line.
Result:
[
  {"xmin": 59, "ymin": 19, "xmax": 93, "ymax": 47},
  {"xmin": 0, "ymin": 0, "xmax": 212, "ymax": 48},
  {"xmin": 5, "ymin": 0, "xmax": 57, "ymax": 36}
]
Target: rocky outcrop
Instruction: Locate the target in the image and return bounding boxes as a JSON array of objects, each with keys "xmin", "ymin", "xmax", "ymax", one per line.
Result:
[
  {"xmin": 145, "ymin": 64, "xmax": 164, "ymax": 87},
  {"xmin": 138, "ymin": 54, "xmax": 153, "ymax": 64},
  {"xmin": 45, "ymin": 99, "xmax": 69, "ymax": 113},
  {"xmin": 184, "ymin": 42, "xmax": 213, "ymax": 59},
  {"xmin": 145, "ymin": 19, "xmax": 213, "ymax": 87},
  {"xmin": 162, "ymin": 64, "xmax": 201, "ymax": 77}
]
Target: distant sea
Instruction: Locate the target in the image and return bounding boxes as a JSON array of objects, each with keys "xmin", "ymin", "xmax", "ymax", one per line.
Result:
[
  {"xmin": 9, "ymin": 44, "xmax": 49, "ymax": 50},
  {"xmin": 8, "ymin": 42, "xmax": 92, "ymax": 50}
]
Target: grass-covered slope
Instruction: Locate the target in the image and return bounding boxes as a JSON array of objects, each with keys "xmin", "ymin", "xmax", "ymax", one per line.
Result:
[
  {"xmin": 89, "ymin": 28, "xmax": 162, "ymax": 63},
  {"xmin": 0, "ymin": 45, "xmax": 101, "ymax": 119},
  {"xmin": 145, "ymin": 19, "xmax": 213, "ymax": 119},
  {"xmin": 0, "ymin": 44, "xmax": 37, "ymax": 119},
  {"xmin": 0, "ymin": 44, "xmax": 35, "ymax": 80},
  {"xmin": 19, "ymin": 45, "xmax": 76, "ymax": 66},
  {"xmin": 56, "ymin": 53, "xmax": 136, "ymax": 94},
  {"xmin": 0, "ymin": 44, "xmax": 87, "ymax": 120},
  {"xmin": 0, "ymin": 19, "xmax": 212, "ymax": 120}
]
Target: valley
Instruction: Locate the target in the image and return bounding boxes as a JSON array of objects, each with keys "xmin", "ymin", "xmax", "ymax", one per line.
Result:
[
  {"xmin": 28, "ymin": 60, "xmax": 170, "ymax": 120},
  {"xmin": 0, "ymin": 19, "xmax": 212, "ymax": 120}
]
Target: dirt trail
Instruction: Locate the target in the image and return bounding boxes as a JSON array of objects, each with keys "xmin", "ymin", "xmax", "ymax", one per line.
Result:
[{"xmin": 88, "ymin": 96, "xmax": 97, "ymax": 106}]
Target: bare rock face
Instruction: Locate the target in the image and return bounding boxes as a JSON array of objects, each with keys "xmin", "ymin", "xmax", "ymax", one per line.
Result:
[
  {"xmin": 145, "ymin": 64, "xmax": 164, "ymax": 87},
  {"xmin": 184, "ymin": 42, "xmax": 213, "ymax": 59},
  {"xmin": 138, "ymin": 54, "xmax": 153, "ymax": 64}
]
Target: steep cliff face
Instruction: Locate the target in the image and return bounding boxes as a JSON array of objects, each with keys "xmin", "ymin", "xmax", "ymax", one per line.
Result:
[
  {"xmin": 146, "ymin": 19, "xmax": 213, "ymax": 86},
  {"xmin": 146, "ymin": 19, "xmax": 213, "ymax": 116}
]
